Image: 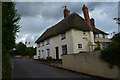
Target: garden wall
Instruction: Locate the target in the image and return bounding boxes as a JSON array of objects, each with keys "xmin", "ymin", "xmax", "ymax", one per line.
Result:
[{"xmin": 62, "ymin": 51, "xmax": 118, "ymax": 78}]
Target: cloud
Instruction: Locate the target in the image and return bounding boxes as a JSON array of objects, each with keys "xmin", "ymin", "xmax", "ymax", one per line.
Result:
[{"xmin": 15, "ymin": 2, "xmax": 118, "ymax": 47}]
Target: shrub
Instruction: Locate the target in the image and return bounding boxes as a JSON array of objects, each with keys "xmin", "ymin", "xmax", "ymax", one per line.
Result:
[
  {"xmin": 100, "ymin": 33, "xmax": 120, "ymax": 68},
  {"xmin": 2, "ymin": 53, "xmax": 11, "ymax": 78},
  {"xmin": 94, "ymin": 47, "xmax": 101, "ymax": 51},
  {"xmin": 46, "ymin": 56, "xmax": 53, "ymax": 62}
]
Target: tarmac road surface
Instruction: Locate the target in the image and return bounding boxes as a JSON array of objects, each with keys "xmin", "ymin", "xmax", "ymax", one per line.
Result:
[{"xmin": 11, "ymin": 58, "xmax": 97, "ymax": 79}]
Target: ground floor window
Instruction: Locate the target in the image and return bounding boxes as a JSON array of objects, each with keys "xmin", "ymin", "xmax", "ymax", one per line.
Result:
[
  {"xmin": 62, "ymin": 45, "xmax": 67, "ymax": 55},
  {"xmin": 47, "ymin": 49, "xmax": 50, "ymax": 56},
  {"xmin": 78, "ymin": 43, "xmax": 82, "ymax": 49},
  {"xmin": 38, "ymin": 50, "xmax": 40, "ymax": 56}
]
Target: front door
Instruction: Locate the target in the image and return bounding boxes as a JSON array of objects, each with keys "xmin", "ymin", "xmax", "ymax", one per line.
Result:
[{"xmin": 55, "ymin": 47, "xmax": 59, "ymax": 60}]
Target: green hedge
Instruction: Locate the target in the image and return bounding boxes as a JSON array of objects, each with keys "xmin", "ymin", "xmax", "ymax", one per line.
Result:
[{"xmin": 2, "ymin": 53, "xmax": 11, "ymax": 78}]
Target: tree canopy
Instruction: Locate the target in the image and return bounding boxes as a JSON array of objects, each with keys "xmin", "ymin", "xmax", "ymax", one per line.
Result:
[
  {"xmin": 2, "ymin": 2, "xmax": 21, "ymax": 54},
  {"xmin": 10, "ymin": 42, "xmax": 36, "ymax": 58}
]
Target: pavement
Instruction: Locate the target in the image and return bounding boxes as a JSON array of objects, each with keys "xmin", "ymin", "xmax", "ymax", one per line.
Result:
[{"xmin": 11, "ymin": 58, "xmax": 95, "ymax": 79}]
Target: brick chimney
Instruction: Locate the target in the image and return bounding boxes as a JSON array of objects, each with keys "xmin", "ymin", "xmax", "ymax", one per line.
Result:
[
  {"xmin": 82, "ymin": 4, "xmax": 92, "ymax": 31},
  {"xmin": 64, "ymin": 6, "xmax": 70, "ymax": 18},
  {"xmin": 90, "ymin": 18, "xmax": 95, "ymax": 28}
]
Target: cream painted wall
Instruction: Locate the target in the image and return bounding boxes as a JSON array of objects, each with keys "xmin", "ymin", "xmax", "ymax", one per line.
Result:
[
  {"xmin": 52, "ymin": 29, "xmax": 74, "ymax": 59},
  {"xmin": 71, "ymin": 29, "xmax": 92, "ymax": 53},
  {"xmin": 36, "ymin": 29, "xmax": 74, "ymax": 59},
  {"xmin": 37, "ymin": 39, "xmax": 54, "ymax": 59},
  {"xmin": 95, "ymin": 34, "xmax": 108, "ymax": 38},
  {"xmin": 36, "ymin": 28, "xmax": 109, "ymax": 59}
]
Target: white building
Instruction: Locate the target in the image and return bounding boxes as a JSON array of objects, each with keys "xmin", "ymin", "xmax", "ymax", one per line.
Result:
[
  {"xmin": 35, "ymin": 5, "xmax": 111, "ymax": 60},
  {"xmin": 25, "ymin": 42, "xmax": 32, "ymax": 47}
]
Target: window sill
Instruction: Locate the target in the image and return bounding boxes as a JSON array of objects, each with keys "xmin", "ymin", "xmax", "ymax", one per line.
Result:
[
  {"xmin": 61, "ymin": 54, "xmax": 67, "ymax": 56},
  {"xmin": 78, "ymin": 48, "xmax": 83, "ymax": 50},
  {"xmin": 61, "ymin": 38, "xmax": 65, "ymax": 40},
  {"xmin": 46, "ymin": 43, "xmax": 50, "ymax": 45}
]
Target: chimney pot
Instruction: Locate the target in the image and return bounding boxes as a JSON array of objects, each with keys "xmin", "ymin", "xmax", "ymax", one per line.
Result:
[
  {"xmin": 90, "ymin": 18, "xmax": 95, "ymax": 28},
  {"xmin": 82, "ymin": 4, "xmax": 92, "ymax": 31},
  {"xmin": 63, "ymin": 6, "xmax": 70, "ymax": 18}
]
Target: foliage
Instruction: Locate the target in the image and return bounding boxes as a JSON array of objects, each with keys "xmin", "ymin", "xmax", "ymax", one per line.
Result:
[
  {"xmin": 2, "ymin": 53, "xmax": 12, "ymax": 78},
  {"xmin": 15, "ymin": 42, "xmax": 27, "ymax": 56},
  {"xmin": 26, "ymin": 47, "xmax": 36, "ymax": 58},
  {"xmin": 2, "ymin": 2, "xmax": 21, "ymax": 78},
  {"xmin": 9, "ymin": 42, "xmax": 36, "ymax": 58},
  {"xmin": 96, "ymin": 41, "xmax": 100, "ymax": 48},
  {"xmin": 2, "ymin": 2, "xmax": 21, "ymax": 54},
  {"xmin": 112, "ymin": 32, "xmax": 120, "ymax": 42},
  {"xmin": 94, "ymin": 47, "xmax": 101, "ymax": 51},
  {"xmin": 100, "ymin": 33, "xmax": 120, "ymax": 68},
  {"xmin": 46, "ymin": 56, "xmax": 53, "ymax": 62}
]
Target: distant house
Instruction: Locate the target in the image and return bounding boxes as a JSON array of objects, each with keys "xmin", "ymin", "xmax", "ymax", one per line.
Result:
[
  {"xmin": 35, "ymin": 5, "xmax": 111, "ymax": 60},
  {"xmin": 25, "ymin": 42, "xmax": 32, "ymax": 47}
]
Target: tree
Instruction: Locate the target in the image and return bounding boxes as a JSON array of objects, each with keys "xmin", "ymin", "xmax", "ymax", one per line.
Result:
[
  {"xmin": 16, "ymin": 42, "xmax": 27, "ymax": 56},
  {"xmin": 26, "ymin": 47, "xmax": 36, "ymax": 58},
  {"xmin": 2, "ymin": 2, "xmax": 21, "ymax": 78},
  {"xmin": 10, "ymin": 42, "xmax": 36, "ymax": 58},
  {"xmin": 100, "ymin": 33, "xmax": 120, "ymax": 68},
  {"xmin": 2, "ymin": 2, "xmax": 21, "ymax": 54}
]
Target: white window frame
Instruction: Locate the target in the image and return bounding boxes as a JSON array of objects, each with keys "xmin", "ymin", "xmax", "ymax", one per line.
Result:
[
  {"xmin": 62, "ymin": 45, "xmax": 67, "ymax": 55},
  {"xmin": 83, "ymin": 31, "xmax": 87, "ymax": 35},
  {"xmin": 38, "ymin": 44, "xmax": 40, "ymax": 48},
  {"xmin": 46, "ymin": 39, "xmax": 50, "ymax": 45},
  {"xmin": 47, "ymin": 49, "xmax": 50, "ymax": 56},
  {"xmin": 38, "ymin": 50, "xmax": 40, "ymax": 56},
  {"xmin": 78, "ymin": 43, "xmax": 83, "ymax": 49},
  {"xmin": 102, "ymin": 34, "xmax": 105, "ymax": 38},
  {"xmin": 61, "ymin": 32, "xmax": 66, "ymax": 40},
  {"xmin": 42, "ymin": 42, "xmax": 44, "ymax": 47}
]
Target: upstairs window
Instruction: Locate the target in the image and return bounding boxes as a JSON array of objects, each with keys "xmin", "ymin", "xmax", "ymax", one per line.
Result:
[
  {"xmin": 61, "ymin": 32, "xmax": 66, "ymax": 40},
  {"xmin": 42, "ymin": 50, "xmax": 44, "ymax": 53},
  {"xmin": 78, "ymin": 43, "xmax": 83, "ymax": 49},
  {"xmin": 42, "ymin": 42, "xmax": 44, "ymax": 47},
  {"xmin": 83, "ymin": 31, "xmax": 87, "ymax": 35},
  {"xmin": 38, "ymin": 44, "xmax": 40, "ymax": 48},
  {"xmin": 62, "ymin": 45, "xmax": 67, "ymax": 55},
  {"xmin": 46, "ymin": 39, "xmax": 50, "ymax": 45},
  {"xmin": 102, "ymin": 34, "xmax": 105, "ymax": 38}
]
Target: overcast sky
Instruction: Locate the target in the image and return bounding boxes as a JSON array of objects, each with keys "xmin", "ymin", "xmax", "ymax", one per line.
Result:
[{"xmin": 15, "ymin": 2, "xmax": 118, "ymax": 47}]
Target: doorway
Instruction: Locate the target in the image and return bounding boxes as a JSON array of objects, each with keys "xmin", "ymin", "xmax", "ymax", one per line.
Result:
[{"xmin": 55, "ymin": 47, "xmax": 59, "ymax": 60}]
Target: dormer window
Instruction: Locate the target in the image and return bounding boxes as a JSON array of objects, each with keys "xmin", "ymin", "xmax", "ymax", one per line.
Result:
[
  {"xmin": 83, "ymin": 31, "xmax": 87, "ymax": 35},
  {"xmin": 46, "ymin": 39, "xmax": 50, "ymax": 45},
  {"xmin": 61, "ymin": 32, "xmax": 66, "ymax": 40}
]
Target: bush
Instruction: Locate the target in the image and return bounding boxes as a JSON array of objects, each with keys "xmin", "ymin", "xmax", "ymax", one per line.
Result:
[
  {"xmin": 46, "ymin": 56, "xmax": 53, "ymax": 62},
  {"xmin": 100, "ymin": 42, "xmax": 120, "ymax": 68},
  {"xmin": 2, "ymin": 53, "xmax": 11, "ymax": 78},
  {"xmin": 94, "ymin": 47, "xmax": 101, "ymax": 51}
]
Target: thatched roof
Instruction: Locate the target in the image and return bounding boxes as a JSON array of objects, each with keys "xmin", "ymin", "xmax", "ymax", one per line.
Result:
[{"xmin": 35, "ymin": 12, "xmax": 108, "ymax": 43}]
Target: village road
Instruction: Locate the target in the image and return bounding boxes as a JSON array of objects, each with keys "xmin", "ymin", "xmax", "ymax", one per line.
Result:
[{"xmin": 11, "ymin": 58, "xmax": 97, "ymax": 79}]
